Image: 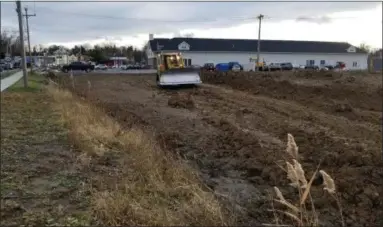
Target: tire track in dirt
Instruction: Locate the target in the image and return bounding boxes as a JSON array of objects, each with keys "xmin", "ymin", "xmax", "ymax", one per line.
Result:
[
  {"xmin": 64, "ymin": 74, "xmax": 382, "ymax": 227},
  {"xmin": 199, "ymin": 84, "xmax": 381, "ymax": 155}
]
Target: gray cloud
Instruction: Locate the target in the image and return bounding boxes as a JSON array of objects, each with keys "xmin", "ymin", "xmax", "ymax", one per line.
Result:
[
  {"xmin": 1, "ymin": 1, "xmax": 380, "ymax": 46},
  {"xmin": 296, "ymin": 16, "xmax": 332, "ymax": 24}
]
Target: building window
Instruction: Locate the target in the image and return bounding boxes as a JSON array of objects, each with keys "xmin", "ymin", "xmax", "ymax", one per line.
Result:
[
  {"xmin": 320, "ymin": 60, "xmax": 325, "ymax": 65},
  {"xmin": 183, "ymin": 59, "xmax": 192, "ymax": 66},
  {"xmin": 352, "ymin": 62, "xmax": 358, "ymax": 67},
  {"xmin": 306, "ymin": 60, "xmax": 315, "ymax": 66}
]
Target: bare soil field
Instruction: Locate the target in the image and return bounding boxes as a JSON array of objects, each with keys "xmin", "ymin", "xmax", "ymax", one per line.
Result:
[{"xmin": 57, "ymin": 71, "xmax": 382, "ymax": 226}]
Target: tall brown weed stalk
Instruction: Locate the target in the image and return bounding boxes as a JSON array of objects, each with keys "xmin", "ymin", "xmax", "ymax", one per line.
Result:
[{"xmin": 268, "ymin": 133, "xmax": 344, "ymax": 227}]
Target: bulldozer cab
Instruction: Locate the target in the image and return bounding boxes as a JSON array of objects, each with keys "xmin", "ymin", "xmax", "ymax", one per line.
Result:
[{"xmin": 157, "ymin": 53, "xmax": 185, "ymax": 72}]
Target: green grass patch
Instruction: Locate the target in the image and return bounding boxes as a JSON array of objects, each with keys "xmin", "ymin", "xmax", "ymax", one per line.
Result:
[{"xmin": 7, "ymin": 72, "xmax": 46, "ymax": 92}]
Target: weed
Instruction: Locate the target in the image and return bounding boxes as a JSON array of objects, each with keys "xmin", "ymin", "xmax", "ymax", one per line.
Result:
[
  {"xmin": 268, "ymin": 134, "xmax": 344, "ymax": 227},
  {"xmin": 47, "ymin": 83, "xmax": 233, "ymax": 226}
]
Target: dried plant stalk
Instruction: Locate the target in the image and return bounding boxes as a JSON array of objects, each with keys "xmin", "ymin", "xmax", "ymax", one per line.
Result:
[
  {"xmin": 286, "ymin": 133, "xmax": 299, "ymax": 159},
  {"xmin": 286, "ymin": 161, "xmax": 299, "ymax": 188},
  {"xmin": 319, "ymin": 170, "xmax": 336, "ymax": 194},
  {"xmin": 293, "ymin": 159, "xmax": 308, "ymax": 188}
]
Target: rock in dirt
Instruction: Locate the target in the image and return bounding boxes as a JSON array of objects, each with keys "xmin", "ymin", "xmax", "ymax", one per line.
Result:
[{"xmin": 334, "ymin": 102, "xmax": 353, "ymax": 112}]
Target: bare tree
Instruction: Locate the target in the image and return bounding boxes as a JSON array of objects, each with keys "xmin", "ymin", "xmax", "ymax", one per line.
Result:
[
  {"xmin": 359, "ymin": 43, "xmax": 371, "ymax": 53},
  {"xmin": 1, "ymin": 30, "xmax": 20, "ymax": 56}
]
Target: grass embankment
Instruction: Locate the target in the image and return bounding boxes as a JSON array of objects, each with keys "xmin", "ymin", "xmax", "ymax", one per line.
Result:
[
  {"xmin": 2, "ymin": 72, "xmax": 232, "ymax": 225},
  {"xmin": 1, "ymin": 73, "xmax": 90, "ymax": 226},
  {"xmin": 47, "ymin": 81, "xmax": 232, "ymax": 225}
]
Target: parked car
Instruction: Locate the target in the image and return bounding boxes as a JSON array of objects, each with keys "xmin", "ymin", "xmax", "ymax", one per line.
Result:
[
  {"xmin": 215, "ymin": 63, "xmax": 231, "ymax": 72},
  {"xmin": 203, "ymin": 63, "xmax": 215, "ymax": 71},
  {"xmin": 231, "ymin": 64, "xmax": 242, "ymax": 72},
  {"xmin": 304, "ymin": 65, "xmax": 319, "ymax": 70},
  {"xmin": 0, "ymin": 61, "xmax": 14, "ymax": 70},
  {"xmin": 95, "ymin": 64, "xmax": 108, "ymax": 70},
  {"xmin": 126, "ymin": 64, "xmax": 141, "ymax": 70},
  {"xmin": 62, "ymin": 61, "xmax": 95, "ymax": 72},
  {"xmin": 291, "ymin": 64, "xmax": 301, "ymax": 70},
  {"xmin": 228, "ymin": 62, "xmax": 243, "ymax": 71},
  {"xmin": 0, "ymin": 62, "xmax": 5, "ymax": 71},
  {"xmin": 268, "ymin": 63, "xmax": 282, "ymax": 71},
  {"xmin": 280, "ymin": 62, "xmax": 293, "ymax": 70},
  {"xmin": 191, "ymin": 65, "xmax": 202, "ymax": 69},
  {"xmin": 319, "ymin": 65, "xmax": 329, "ymax": 71},
  {"xmin": 334, "ymin": 61, "xmax": 346, "ymax": 70}
]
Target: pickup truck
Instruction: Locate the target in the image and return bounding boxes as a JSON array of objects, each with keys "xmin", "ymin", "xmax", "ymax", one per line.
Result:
[
  {"xmin": 280, "ymin": 62, "xmax": 293, "ymax": 70},
  {"xmin": 203, "ymin": 63, "xmax": 215, "ymax": 71},
  {"xmin": 62, "ymin": 61, "xmax": 95, "ymax": 72}
]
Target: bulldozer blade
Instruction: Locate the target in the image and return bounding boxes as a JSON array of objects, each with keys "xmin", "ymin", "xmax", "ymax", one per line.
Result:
[{"xmin": 158, "ymin": 68, "xmax": 202, "ymax": 86}]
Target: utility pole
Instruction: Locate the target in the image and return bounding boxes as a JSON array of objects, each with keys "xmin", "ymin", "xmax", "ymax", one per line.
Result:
[
  {"xmin": 256, "ymin": 14, "xmax": 264, "ymax": 71},
  {"xmin": 16, "ymin": 1, "xmax": 28, "ymax": 88},
  {"xmin": 24, "ymin": 7, "xmax": 36, "ymax": 72}
]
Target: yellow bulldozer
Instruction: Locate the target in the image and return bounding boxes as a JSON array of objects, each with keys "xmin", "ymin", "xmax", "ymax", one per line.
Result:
[
  {"xmin": 156, "ymin": 52, "xmax": 202, "ymax": 87},
  {"xmin": 250, "ymin": 57, "xmax": 267, "ymax": 71}
]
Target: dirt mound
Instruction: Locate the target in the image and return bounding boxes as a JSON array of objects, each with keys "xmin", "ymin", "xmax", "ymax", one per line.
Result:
[
  {"xmin": 168, "ymin": 93, "xmax": 195, "ymax": 110},
  {"xmin": 201, "ymin": 71, "xmax": 382, "ymax": 123}
]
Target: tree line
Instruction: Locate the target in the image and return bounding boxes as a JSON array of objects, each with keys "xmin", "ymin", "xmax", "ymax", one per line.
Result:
[
  {"xmin": 2, "ymin": 30, "xmax": 381, "ymax": 63},
  {"xmin": 1, "ymin": 31, "xmax": 147, "ymax": 63}
]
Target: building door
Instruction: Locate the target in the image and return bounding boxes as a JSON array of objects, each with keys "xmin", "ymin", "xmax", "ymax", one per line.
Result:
[
  {"xmin": 149, "ymin": 57, "xmax": 157, "ymax": 69},
  {"xmin": 183, "ymin": 58, "xmax": 192, "ymax": 66}
]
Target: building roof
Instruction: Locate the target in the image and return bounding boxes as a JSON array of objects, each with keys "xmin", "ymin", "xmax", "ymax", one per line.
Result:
[{"xmin": 149, "ymin": 37, "xmax": 366, "ymax": 54}]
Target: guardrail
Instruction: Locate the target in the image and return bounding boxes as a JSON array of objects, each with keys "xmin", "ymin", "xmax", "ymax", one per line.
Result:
[{"xmin": 1, "ymin": 71, "xmax": 24, "ymax": 92}]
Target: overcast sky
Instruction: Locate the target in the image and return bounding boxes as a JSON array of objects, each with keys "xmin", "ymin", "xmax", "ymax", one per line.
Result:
[{"xmin": 1, "ymin": 0, "xmax": 382, "ymax": 49}]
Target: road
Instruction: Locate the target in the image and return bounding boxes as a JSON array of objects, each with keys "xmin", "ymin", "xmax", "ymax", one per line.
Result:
[
  {"xmin": 0, "ymin": 69, "xmax": 21, "ymax": 79},
  {"xmin": 58, "ymin": 69, "xmax": 156, "ymax": 75}
]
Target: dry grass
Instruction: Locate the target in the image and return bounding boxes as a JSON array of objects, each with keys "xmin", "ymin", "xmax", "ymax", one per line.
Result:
[
  {"xmin": 46, "ymin": 83, "xmax": 233, "ymax": 226},
  {"xmin": 268, "ymin": 134, "xmax": 344, "ymax": 227}
]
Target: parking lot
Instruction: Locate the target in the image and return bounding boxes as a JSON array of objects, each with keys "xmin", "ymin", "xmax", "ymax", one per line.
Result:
[{"xmin": 90, "ymin": 68, "xmax": 156, "ymax": 74}]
